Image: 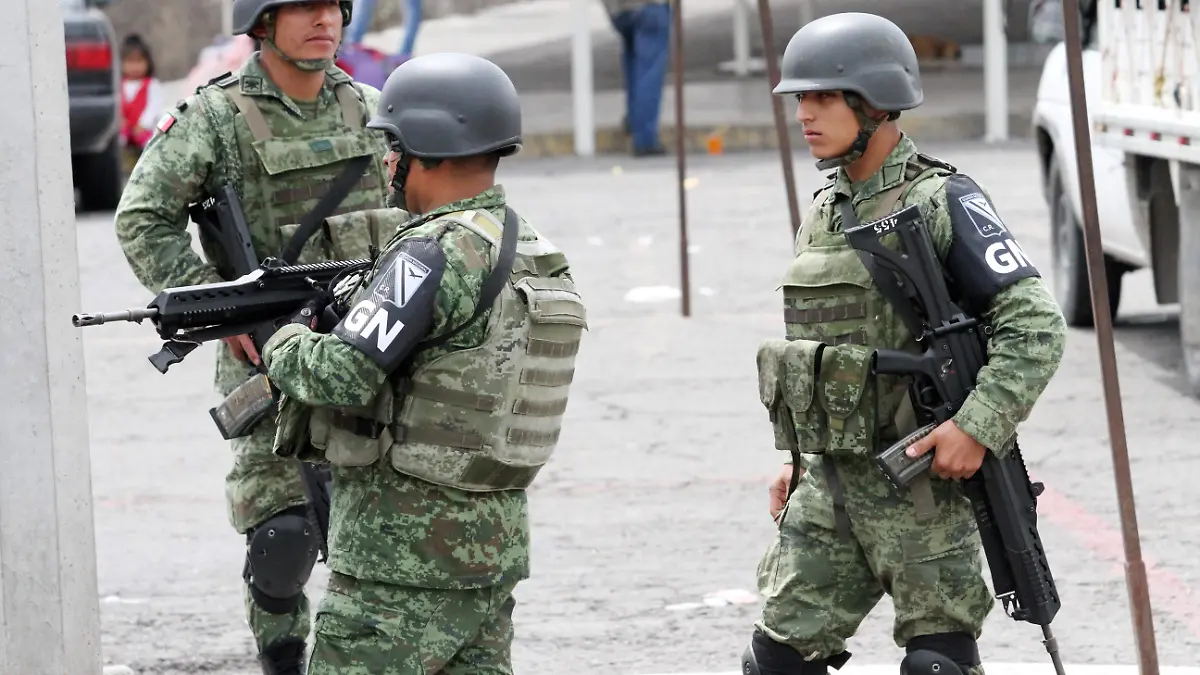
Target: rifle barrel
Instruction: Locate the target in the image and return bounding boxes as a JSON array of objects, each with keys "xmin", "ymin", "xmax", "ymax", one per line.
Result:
[{"xmin": 72, "ymin": 308, "xmax": 159, "ymax": 327}]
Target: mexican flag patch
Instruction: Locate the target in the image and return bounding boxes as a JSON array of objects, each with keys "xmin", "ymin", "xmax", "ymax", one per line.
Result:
[{"xmin": 156, "ymin": 112, "xmax": 176, "ymax": 134}]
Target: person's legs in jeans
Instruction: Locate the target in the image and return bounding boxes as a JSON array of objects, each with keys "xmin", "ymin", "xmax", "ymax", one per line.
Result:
[
  {"xmin": 345, "ymin": 0, "xmax": 378, "ymax": 46},
  {"xmin": 629, "ymin": 2, "xmax": 670, "ymax": 153},
  {"xmin": 610, "ymin": 11, "xmax": 636, "ymax": 134},
  {"xmin": 397, "ymin": 0, "xmax": 423, "ymax": 57}
]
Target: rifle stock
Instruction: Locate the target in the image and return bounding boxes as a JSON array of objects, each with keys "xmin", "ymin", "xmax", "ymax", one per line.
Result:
[{"xmin": 843, "ymin": 204, "xmax": 1065, "ymax": 670}]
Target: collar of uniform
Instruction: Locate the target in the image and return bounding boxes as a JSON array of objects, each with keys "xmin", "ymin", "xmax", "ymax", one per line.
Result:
[
  {"xmin": 235, "ymin": 53, "xmax": 340, "ymax": 118},
  {"xmin": 832, "ymin": 134, "xmax": 919, "ymax": 204},
  {"xmin": 401, "ymin": 185, "xmax": 508, "ymax": 232}
]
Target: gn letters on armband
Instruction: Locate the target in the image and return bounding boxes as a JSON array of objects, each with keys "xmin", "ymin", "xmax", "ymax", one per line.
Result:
[
  {"xmin": 333, "ymin": 238, "xmax": 447, "ymax": 373},
  {"xmin": 942, "ymin": 174, "xmax": 1041, "ymax": 311}
]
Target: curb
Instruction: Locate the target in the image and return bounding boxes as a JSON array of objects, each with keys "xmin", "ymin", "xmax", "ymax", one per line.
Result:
[{"xmin": 515, "ymin": 111, "xmax": 1035, "ymax": 159}]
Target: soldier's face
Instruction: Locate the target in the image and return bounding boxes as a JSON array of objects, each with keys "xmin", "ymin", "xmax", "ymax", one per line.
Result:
[
  {"xmin": 272, "ymin": 1, "xmax": 344, "ymax": 60},
  {"xmin": 795, "ymin": 90, "xmax": 858, "ymax": 159}
]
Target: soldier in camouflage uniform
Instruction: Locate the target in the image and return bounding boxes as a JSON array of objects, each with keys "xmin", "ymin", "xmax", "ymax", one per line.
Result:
[
  {"xmin": 741, "ymin": 13, "xmax": 1067, "ymax": 675},
  {"xmin": 259, "ymin": 52, "xmax": 586, "ymax": 674},
  {"xmin": 113, "ymin": 1, "xmax": 389, "ymax": 672}
]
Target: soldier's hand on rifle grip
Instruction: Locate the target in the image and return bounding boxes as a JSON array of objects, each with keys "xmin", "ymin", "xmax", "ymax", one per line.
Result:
[
  {"xmin": 905, "ymin": 420, "xmax": 987, "ymax": 480},
  {"xmin": 222, "ymin": 334, "xmax": 261, "ymax": 366},
  {"xmin": 287, "ymin": 293, "xmax": 334, "ymax": 331}
]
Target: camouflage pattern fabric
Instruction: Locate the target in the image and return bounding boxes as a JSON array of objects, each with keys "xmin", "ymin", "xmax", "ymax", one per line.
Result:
[
  {"xmin": 754, "ymin": 135, "xmax": 1066, "ymax": 672},
  {"xmin": 309, "ymin": 573, "xmax": 517, "ymax": 675},
  {"xmin": 113, "ymin": 51, "xmax": 389, "ymax": 654},
  {"xmin": 263, "ymin": 186, "xmax": 535, "ymax": 590}
]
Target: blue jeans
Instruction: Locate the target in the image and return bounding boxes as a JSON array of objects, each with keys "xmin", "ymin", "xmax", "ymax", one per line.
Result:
[
  {"xmin": 611, "ymin": 2, "xmax": 671, "ymax": 151},
  {"xmin": 345, "ymin": 0, "xmax": 422, "ymax": 56}
]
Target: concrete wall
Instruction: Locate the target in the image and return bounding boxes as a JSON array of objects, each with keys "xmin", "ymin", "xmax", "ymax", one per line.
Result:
[{"xmin": 102, "ymin": 0, "xmax": 527, "ymax": 81}]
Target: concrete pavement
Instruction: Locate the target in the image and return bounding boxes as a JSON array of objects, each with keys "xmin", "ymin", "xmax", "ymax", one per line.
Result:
[{"xmin": 79, "ymin": 140, "xmax": 1200, "ymax": 673}]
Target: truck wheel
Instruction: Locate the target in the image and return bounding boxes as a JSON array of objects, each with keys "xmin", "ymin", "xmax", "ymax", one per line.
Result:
[
  {"xmin": 74, "ymin": 135, "xmax": 125, "ymax": 212},
  {"xmin": 1048, "ymin": 157, "xmax": 1122, "ymax": 327}
]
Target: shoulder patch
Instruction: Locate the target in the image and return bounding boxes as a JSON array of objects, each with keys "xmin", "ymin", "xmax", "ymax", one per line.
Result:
[
  {"xmin": 333, "ymin": 236, "xmax": 447, "ymax": 373},
  {"xmin": 155, "ymin": 112, "xmax": 177, "ymax": 134},
  {"xmin": 941, "ymin": 173, "xmax": 1040, "ymax": 312}
]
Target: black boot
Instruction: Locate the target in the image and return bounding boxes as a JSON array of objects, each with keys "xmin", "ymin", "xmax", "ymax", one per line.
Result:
[{"xmin": 259, "ymin": 638, "xmax": 307, "ymax": 675}]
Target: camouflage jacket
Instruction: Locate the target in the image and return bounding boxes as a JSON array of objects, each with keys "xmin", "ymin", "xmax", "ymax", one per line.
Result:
[
  {"xmin": 114, "ymin": 53, "xmax": 389, "ymax": 396},
  {"xmin": 804, "ymin": 135, "xmax": 1067, "ymax": 453},
  {"xmin": 262, "ymin": 186, "xmax": 535, "ymax": 589}
]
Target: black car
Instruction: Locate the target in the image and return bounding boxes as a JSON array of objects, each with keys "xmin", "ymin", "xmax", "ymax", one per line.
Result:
[{"xmin": 63, "ymin": 0, "xmax": 123, "ymax": 212}]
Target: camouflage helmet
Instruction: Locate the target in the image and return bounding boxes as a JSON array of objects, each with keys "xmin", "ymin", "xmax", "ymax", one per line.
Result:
[
  {"xmin": 368, "ymin": 53, "xmax": 522, "ymax": 159},
  {"xmin": 773, "ymin": 12, "xmax": 923, "ymax": 112},
  {"xmin": 232, "ymin": 0, "xmax": 352, "ymax": 36}
]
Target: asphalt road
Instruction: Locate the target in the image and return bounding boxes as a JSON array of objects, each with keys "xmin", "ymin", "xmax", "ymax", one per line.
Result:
[{"xmin": 76, "ymin": 139, "xmax": 1200, "ymax": 674}]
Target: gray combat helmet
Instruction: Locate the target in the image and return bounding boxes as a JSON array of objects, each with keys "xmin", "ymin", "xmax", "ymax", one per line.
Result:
[
  {"xmin": 774, "ymin": 12, "xmax": 922, "ymax": 169},
  {"xmin": 368, "ymin": 53, "xmax": 523, "ymax": 159},
  {"xmin": 232, "ymin": 0, "xmax": 352, "ymax": 36}
]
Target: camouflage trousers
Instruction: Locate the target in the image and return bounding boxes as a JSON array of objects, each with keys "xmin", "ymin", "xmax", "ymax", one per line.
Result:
[
  {"xmin": 310, "ymin": 572, "xmax": 518, "ymax": 675},
  {"xmin": 226, "ymin": 415, "xmax": 314, "ymax": 652},
  {"xmin": 755, "ymin": 453, "xmax": 993, "ymax": 674}
]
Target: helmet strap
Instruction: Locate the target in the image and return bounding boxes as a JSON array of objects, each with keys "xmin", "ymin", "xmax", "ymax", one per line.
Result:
[
  {"xmin": 261, "ymin": 12, "xmax": 335, "ymax": 72},
  {"xmin": 387, "ymin": 144, "xmax": 414, "ymax": 211},
  {"xmin": 815, "ymin": 93, "xmax": 886, "ymax": 171}
]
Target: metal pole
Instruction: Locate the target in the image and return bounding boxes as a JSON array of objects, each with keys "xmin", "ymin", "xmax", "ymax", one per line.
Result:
[
  {"xmin": 571, "ymin": 0, "xmax": 596, "ymax": 157},
  {"xmin": 758, "ymin": 0, "xmax": 802, "ymax": 236},
  {"xmin": 222, "ymin": 0, "xmax": 233, "ymax": 37},
  {"xmin": 983, "ymin": 0, "xmax": 1009, "ymax": 142},
  {"xmin": 1060, "ymin": 1, "xmax": 1160, "ymax": 672},
  {"xmin": 1, "ymin": 0, "xmax": 102, "ymax": 671},
  {"xmin": 671, "ymin": 0, "xmax": 691, "ymax": 317}
]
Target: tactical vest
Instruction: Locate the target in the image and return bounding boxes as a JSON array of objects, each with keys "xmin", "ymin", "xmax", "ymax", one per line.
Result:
[
  {"xmin": 307, "ymin": 208, "xmax": 587, "ymax": 493},
  {"xmin": 198, "ymin": 72, "xmax": 389, "ymax": 269},
  {"xmin": 760, "ymin": 154, "xmax": 955, "ymax": 462}
]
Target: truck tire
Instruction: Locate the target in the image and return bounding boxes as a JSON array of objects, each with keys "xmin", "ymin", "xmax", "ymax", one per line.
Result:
[
  {"xmin": 1048, "ymin": 156, "xmax": 1122, "ymax": 327},
  {"xmin": 1175, "ymin": 163, "xmax": 1200, "ymax": 395},
  {"xmin": 74, "ymin": 135, "xmax": 124, "ymax": 213}
]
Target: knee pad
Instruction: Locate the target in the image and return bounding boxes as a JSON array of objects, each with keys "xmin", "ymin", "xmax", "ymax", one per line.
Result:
[
  {"xmin": 903, "ymin": 632, "xmax": 981, "ymax": 674},
  {"xmin": 741, "ymin": 630, "xmax": 851, "ymax": 675},
  {"xmin": 243, "ymin": 508, "xmax": 319, "ymax": 615}
]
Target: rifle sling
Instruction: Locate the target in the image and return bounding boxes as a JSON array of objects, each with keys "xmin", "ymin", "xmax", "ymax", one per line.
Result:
[
  {"xmin": 422, "ymin": 206, "xmax": 520, "ymax": 350},
  {"xmin": 279, "ymin": 154, "xmax": 374, "ymax": 265}
]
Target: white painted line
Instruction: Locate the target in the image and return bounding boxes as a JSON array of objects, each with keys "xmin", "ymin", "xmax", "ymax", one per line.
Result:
[{"xmin": 634, "ymin": 666, "xmax": 1200, "ymax": 675}]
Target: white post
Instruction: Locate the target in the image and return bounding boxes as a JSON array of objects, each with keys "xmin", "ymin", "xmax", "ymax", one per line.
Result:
[
  {"xmin": 732, "ymin": 0, "xmax": 750, "ymax": 77},
  {"xmin": 571, "ymin": 0, "xmax": 596, "ymax": 157},
  {"xmin": 983, "ymin": 0, "xmax": 1009, "ymax": 142},
  {"xmin": 0, "ymin": 0, "xmax": 102, "ymax": 673},
  {"xmin": 222, "ymin": 0, "xmax": 234, "ymax": 37}
]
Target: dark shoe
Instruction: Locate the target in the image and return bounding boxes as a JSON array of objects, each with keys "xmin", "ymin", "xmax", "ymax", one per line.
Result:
[
  {"xmin": 259, "ymin": 637, "xmax": 306, "ymax": 675},
  {"xmin": 633, "ymin": 144, "xmax": 667, "ymax": 157}
]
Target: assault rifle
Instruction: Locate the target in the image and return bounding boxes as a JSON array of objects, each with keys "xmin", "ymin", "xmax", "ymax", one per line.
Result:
[
  {"xmin": 71, "ymin": 255, "xmax": 370, "ymax": 374},
  {"xmin": 842, "ymin": 204, "xmax": 1066, "ymax": 675}
]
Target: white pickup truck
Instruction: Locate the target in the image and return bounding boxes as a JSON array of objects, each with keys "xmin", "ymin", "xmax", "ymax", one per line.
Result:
[{"xmin": 1037, "ymin": 0, "xmax": 1200, "ymax": 394}]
